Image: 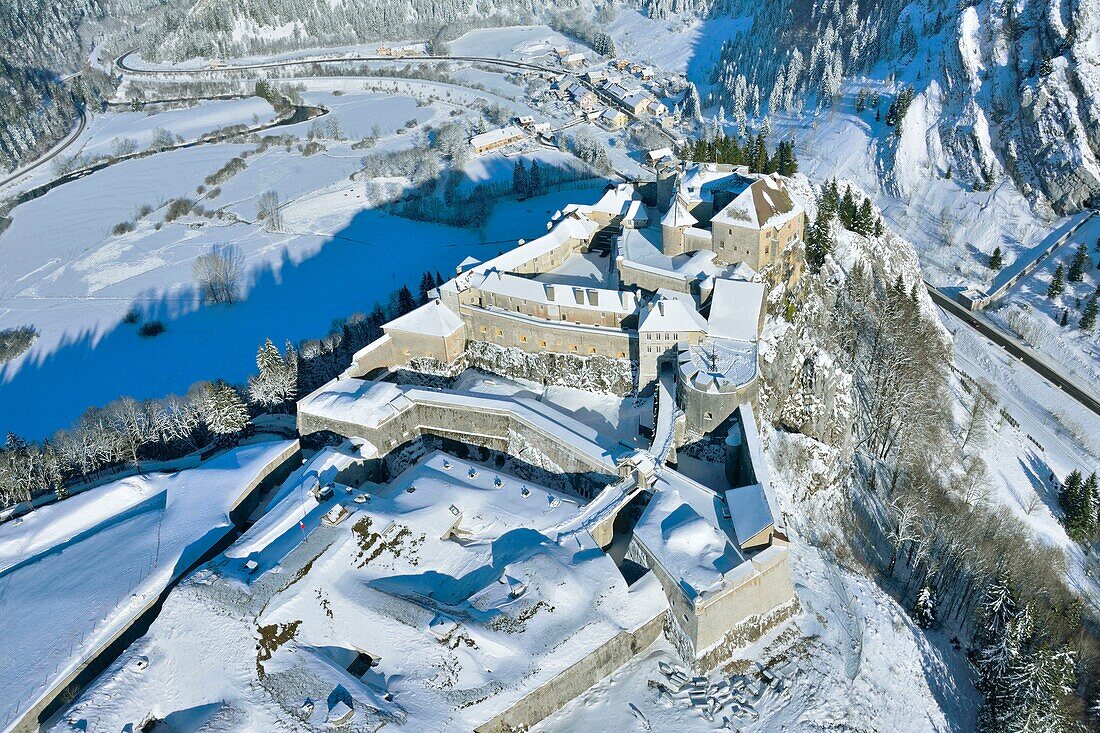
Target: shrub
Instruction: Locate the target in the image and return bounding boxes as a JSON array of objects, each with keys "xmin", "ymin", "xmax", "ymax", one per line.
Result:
[
  {"xmin": 0, "ymin": 325, "xmax": 37, "ymax": 362},
  {"xmin": 122, "ymin": 308, "xmax": 142, "ymax": 324},
  {"xmin": 138, "ymin": 320, "xmax": 166, "ymax": 338},
  {"xmin": 164, "ymin": 198, "xmax": 193, "ymax": 222},
  {"xmin": 112, "ymin": 221, "xmax": 136, "ymax": 235}
]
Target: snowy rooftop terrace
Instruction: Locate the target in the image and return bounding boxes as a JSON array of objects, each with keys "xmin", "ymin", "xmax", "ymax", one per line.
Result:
[
  {"xmin": 678, "ymin": 338, "xmax": 758, "ymax": 392},
  {"xmin": 297, "ymin": 378, "xmax": 636, "ymax": 473}
]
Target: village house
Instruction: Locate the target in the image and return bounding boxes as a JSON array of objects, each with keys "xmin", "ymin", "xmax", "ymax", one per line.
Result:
[{"xmin": 470, "ymin": 125, "xmax": 525, "ymax": 154}]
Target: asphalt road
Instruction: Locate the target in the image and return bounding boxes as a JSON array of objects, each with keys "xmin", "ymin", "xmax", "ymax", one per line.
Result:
[
  {"xmin": 0, "ymin": 106, "xmax": 87, "ymax": 190},
  {"xmin": 925, "ymin": 283, "xmax": 1100, "ymax": 418},
  {"xmin": 115, "ymin": 50, "xmax": 678, "ymax": 142}
]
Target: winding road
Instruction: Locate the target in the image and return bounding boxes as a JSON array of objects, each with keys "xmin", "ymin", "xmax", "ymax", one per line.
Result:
[
  {"xmin": 114, "ymin": 50, "xmax": 678, "ymax": 143},
  {"xmin": 0, "ymin": 106, "xmax": 87, "ymax": 190},
  {"xmin": 926, "ymin": 283, "xmax": 1100, "ymax": 418}
]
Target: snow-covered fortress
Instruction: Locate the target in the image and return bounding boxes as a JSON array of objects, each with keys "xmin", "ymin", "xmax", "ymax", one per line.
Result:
[{"xmin": 293, "ymin": 160, "xmax": 806, "ymax": 731}]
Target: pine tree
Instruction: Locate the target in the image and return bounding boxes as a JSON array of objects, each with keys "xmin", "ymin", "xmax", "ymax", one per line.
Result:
[
  {"xmin": 1068, "ymin": 243, "xmax": 1090, "ymax": 282},
  {"xmin": 396, "ymin": 285, "xmax": 417, "ymax": 315},
  {"xmin": 511, "ymin": 159, "xmax": 528, "ymax": 197},
  {"xmin": 1081, "ymin": 295, "xmax": 1098, "ymax": 331},
  {"xmin": 248, "ymin": 339, "xmax": 297, "ymax": 410},
  {"xmin": 855, "ymin": 87, "xmax": 867, "ymax": 113},
  {"xmin": 839, "ymin": 186, "xmax": 857, "ymax": 230},
  {"xmin": 1047, "ymin": 264, "xmax": 1065, "ymax": 299},
  {"xmin": 199, "ymin": 382, "xmax": 250, "ymax": 442},
  {"xmin": 914, "ymin": 585, "xmax": 937, "ymax": 628},
  {"xmin": 854, "ymin": 198, "xmax": 875, "ymax": 236},
  {"xmin": 435, "ymin": 271, "xmax": 444, "ymax": 288},
  {"xmin": 418, "ymin": 271, "xmax": 436, "ymax": 305},
  {"xmin": 528, "ymin": 160, "xmax": 542, "ymax": 196},
  {"xmin": 989, "ymin": 247, "xmax": 1003, "ymax": 270},
  {"xmin": 1058, "ymin": 470, "xmax": 1092, "ymax": 541},
  {"xmin": 1060, "ymin": 309, "xmax": 1069, "ymax": 326}
]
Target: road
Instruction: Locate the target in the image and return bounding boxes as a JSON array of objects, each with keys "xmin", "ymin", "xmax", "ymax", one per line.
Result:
[
  {"xmin": 115, "ymin": 50, "xmax": 678, "ymax": 143},
  {"xmin": 0, "ymin": 105, "xmax": 87, "ymax": 190},
  {"xmin": 925, "ymin": 282, "xmax": 1100, "ymax": 418}
]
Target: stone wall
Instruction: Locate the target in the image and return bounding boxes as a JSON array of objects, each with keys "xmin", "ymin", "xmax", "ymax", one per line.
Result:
[
  {"xmin": 474, "ymin": 608, "xmax": 667, "ymax": 733},
  {"xmin": 679, "ymin": 378, "xmax": 758, "ymax": 434},
  {"xmin": 465, "ymin": 339, "xmax": 636, "ymax": 395},
  {"xmin": 694, "ymin": 543, "xmax": 796, "ymax": 653},
  {"xmin": 627, "ymin": 536, "xmax": 796, "ymax": 662},
  {"xmin": 617, "ymin": 255, "xmax": 694, "ymax": 294}
]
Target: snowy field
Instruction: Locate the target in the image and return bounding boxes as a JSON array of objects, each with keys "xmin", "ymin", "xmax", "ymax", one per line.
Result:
[
  {"xmin": 0, "ymin": 73, "xmax": 618, "ymax": 438},
  {"xmin": 0, "ymin": 439, "xmax": 296, "ymax": 731}
]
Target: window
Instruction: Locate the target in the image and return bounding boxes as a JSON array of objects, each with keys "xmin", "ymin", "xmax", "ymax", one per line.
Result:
[
  {"xmin": 520, "ymin": 335, "xmax": 528, "ymax": 343},
  {"xmin": 617, "ymin": 351, "xmax": 626, "ymax": 358},
  {"xmin": 704, "ymin": 412, "xmax": 713, "ymax": 421},
  {"xmin": 539, "ymin": 340, "xmax": 547, "ymax": 348},
  {"xmin": 589, "ymin": 347, "xmax": 597, "ymax": 354},
  {"xmin": 571, "ymin": 344, "xmax": 578, "ymax": 352},
  {"xmin": 480, "ymin": 326, "xmax": 487, "ymax": 333},
  {"xmin": 496, "ymin": 329, "xmax": 504, "ymax": 337}
]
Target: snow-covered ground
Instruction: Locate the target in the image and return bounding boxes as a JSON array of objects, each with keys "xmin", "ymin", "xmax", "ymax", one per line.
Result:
[
  {"xmin": 0, "ymin": 73, "xmax": 620, "ymax": 438},
  {"xmin": 0, "ymin": 439, "xmax": 296, "ymax": 731},
  {"xmin": 535, "ymin": 540, "xmax": 977, "ymax": 733}
]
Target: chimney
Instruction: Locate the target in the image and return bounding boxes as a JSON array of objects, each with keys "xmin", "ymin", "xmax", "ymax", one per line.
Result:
[
  {"xmin": 657, "ymin": 300, "xmax": 665, "ymax": 316},
  {"xmin": 573, "ymin": 287, "xmax": 585, "ymax": 305},
  {"xmin": 586, "ymin": 289, "xmax": 599, "ymax": 306},
  {"xmin": 544, "ymin": 284, "xmax": 555, "ymax": 301}
]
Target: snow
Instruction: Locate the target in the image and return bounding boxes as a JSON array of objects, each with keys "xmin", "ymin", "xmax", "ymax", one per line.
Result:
[
  {"xmin": 0, "ymin": 440, "xmax": 296, "ymax": 731},
  {"xmin": 384, "ymin": 300, "xmax": 464, "ymax": 338},
  {"xmin": 633, "ymin": 472, "xmax": 744, "ymax": 600},
  {"xmin": 707, "ymin": 278, "xmax": 764, "ymax": 342},
  {"xmin": 639, "ymin": 294, "xmax": 708, "ymax": 333},
  {"xmin": 723, "ymin": 483, "xmax": 773, "ymax": 547},
  {"xmin": 50, "ymin": 451, "xmax": 670, "ymax": 732}
]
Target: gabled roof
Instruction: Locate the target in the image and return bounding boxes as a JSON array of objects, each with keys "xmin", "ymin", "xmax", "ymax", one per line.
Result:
[
  {"xmin": 638, "ymin": 295, "xmax": 707, "ymax": 333},
  {"xmin": 712, "ymin": 175, "xmax": 799, "ymax": 230},
  {"xmin": 723, "ymin": 483, "xmax": 774, "ymax": 547}
]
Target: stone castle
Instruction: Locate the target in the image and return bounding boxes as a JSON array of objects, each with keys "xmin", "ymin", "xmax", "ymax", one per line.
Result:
[{"xmin": 294, "ymin": 159, "xmax": 807, "ymax": 730}]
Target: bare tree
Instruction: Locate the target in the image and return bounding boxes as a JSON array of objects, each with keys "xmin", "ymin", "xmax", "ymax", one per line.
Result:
[
  {"xmin": 193, "ymin": 244, "xmax": 245, "ymax": 304},
  {"xmin": 257, "ymin": 190, "xmax": 283, "ymax": 232}
]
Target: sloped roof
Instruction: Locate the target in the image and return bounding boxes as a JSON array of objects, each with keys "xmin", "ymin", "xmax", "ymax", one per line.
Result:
[
  {"xmin": 660, "ymin": 197, "xmax": 697, "ymax": 228},
  {"xmin": 384, "ymin": 300, "xmax": 464, "ymax": 338},
  {"xmin": 706, "ymin": 278, "xmax": 765, "ymax": 342},
  {"xmin": 638, "ymin": 295, "xmax": 708, "ymax": 333},
  {"xmin": 712, "ymin": 175, "xmax": 798, "ymax": 230},
  {"xmin": 723, "ymin": 483, "xmax": 774, "ymax": 547}
]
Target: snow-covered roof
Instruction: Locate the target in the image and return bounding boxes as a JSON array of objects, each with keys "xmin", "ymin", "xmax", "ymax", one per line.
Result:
[
  {"xmin": 383, "ymin": 300, "xmax": 464, "ymax": 338},
  {"xmin": 660, "ymin": 197, "xmax": 697, "ymax": 228},
  {"xmin": 679, "ymin": 163, "xmax": 752, "ymax": 203},
  {"xmin": 624, "ymin": 200, "xmax": 648, "ymax": 226},
  {"xmin": 648, "ymin": 147, "xmax": 674, "ymax": 162},
  {"xmin": 712, "ymin": 175, "xmax": 800, "ymax": 230},
  {"xmin": 723, "ymin": 483, "xmax": 774, "ymax": 547},
  {"xmin": 467, "ymin": 212, "xmax": 598, "ymax": 276},
  {"xmin": 633, "ymin": 471, "xmax": 746, "ymax": 600},
  {"xmin": 678, "ymin": 338, "xmax": 757, "ymax": 392},
  {"xmin": 638, "ymin": 295, "xmax": 708, "ymax": 333},
  {"xmin": 473, "ymin": 270, "xmax": 636, "ymax": 314},
  {"xmin": 470, "ymin": 125, "xmax": 524, "ymax": 149},
  {"xmin": 706, "ymin": 278, "xmax": 765, "ymax": 342}
]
